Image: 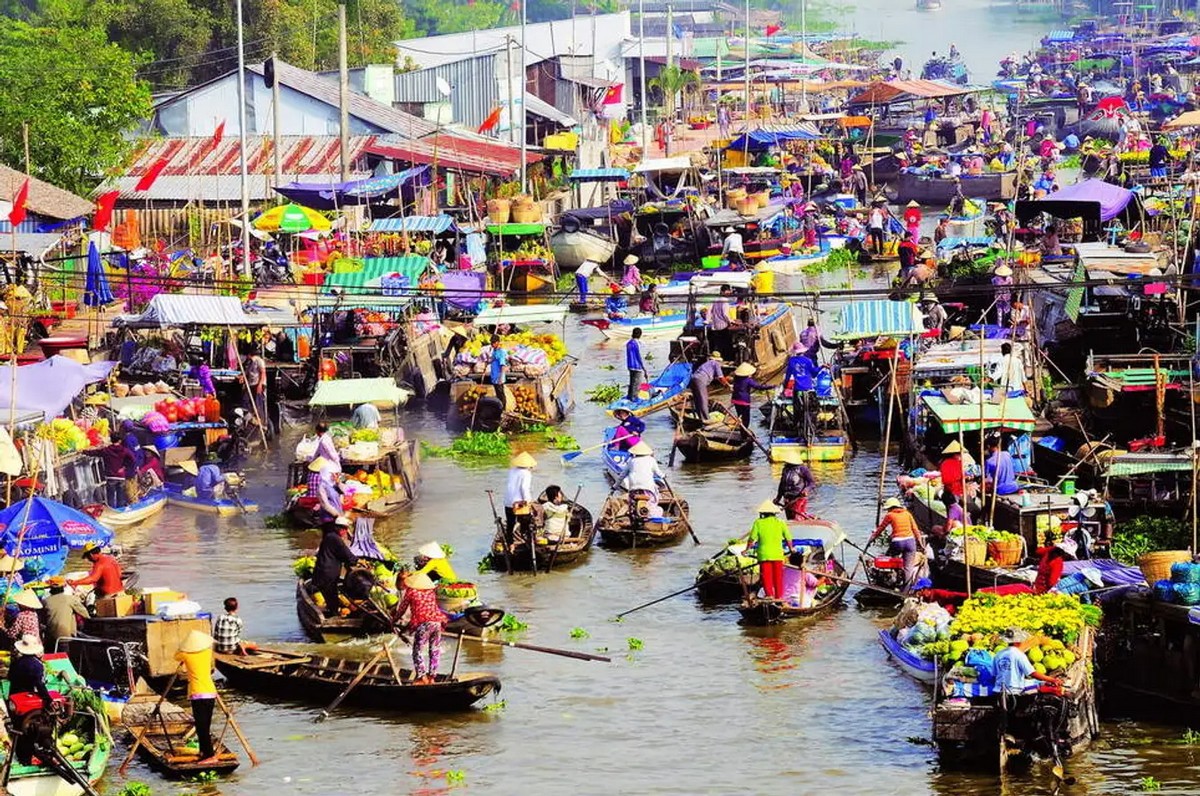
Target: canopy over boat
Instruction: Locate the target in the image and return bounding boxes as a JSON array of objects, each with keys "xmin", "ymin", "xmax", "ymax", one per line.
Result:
[
  {"xmin": 117, "ymin": 294, "xmax": 267, "ymax": 327},
  {"xmin": 309, "ymin": 378, "xmax": 413, "ymax": 408},
  {"xmin": 0, "ymin": 496, "xmax": 112, "ymax": 578},
  {"xmin": 1015, "ymin": 178, "xmax": 1139, "ymax": 226},
  {"xmin": 921, "ymin": 394, "xmax": 1038, "ymax": 434},
  {"xmin": 0, "ymin": 356, "xmax": 116, "ymax": 423},
  {"xmin": 367, "ymin": 215, "xmax": 458, "ymax": 234},
  {"xmin": 474, "ymin": 304, "xmax": 569, "ymax": 326},
  {"xmin": 832, "ymin": 300, "xmax": 924, "ymax": 341}
]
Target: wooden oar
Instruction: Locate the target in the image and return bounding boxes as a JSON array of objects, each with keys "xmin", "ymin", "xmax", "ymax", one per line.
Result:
[
  {"xmin": 120, "ymin": 669, "xmax": 179, "ymax": 774},
  {"xmin": 315, "ymin": 645, "xmax": 390, "ymax": 722},
  {"xmin": 561, "ymin": 438, "xmax": 618, "ymax": 464},
  {"xmin": 214, "ymin": 692, "xmax": 260, "ymax": 766},
  {"xmin": 448, "ymin": 632, "xmax": 611, "ymax": 662},
  {"xmin": 484, "ymin": 489, "xmax": 512, "ymax": 574},
  {"xmin": 727, "ymin": 408, "xmax": 771, "ymax": 458},
  {"xmin": 616, "ymin": 560, "xmax": 758, "ymax": 618},
  {"xmin": 660, "ymin": 475, "xmax": 700, "ymax": 545}
]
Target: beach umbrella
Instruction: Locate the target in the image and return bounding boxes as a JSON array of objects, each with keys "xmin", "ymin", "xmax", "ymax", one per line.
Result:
[
  {"xmin": 82, "ymin": 241, "xmax": 114, "ymax": 307},
  {"xmin": 0, "ymin": 496, "xmax": 113, "ymax": 581},
  {"xmin": 251, "ymin": 203, "xmax": 332, "ymax": 233}
]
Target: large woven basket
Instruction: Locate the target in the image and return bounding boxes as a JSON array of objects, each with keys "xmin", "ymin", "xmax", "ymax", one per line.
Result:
[
  {"xmin": 964, "ymin": 536, "xmax": 988, "ymax": 567},
  {"xmin": 1139, "ymin": 550, "xmax": 1192, "ymax": 586},
  {"xmin": 988, "ymin": 537, "xmax": 1024, "ymax": 567}
]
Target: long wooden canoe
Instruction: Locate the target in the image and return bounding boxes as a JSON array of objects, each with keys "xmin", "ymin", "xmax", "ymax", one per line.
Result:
[{"xmin": 490, "ymin": 499, "xmax": 596, "ymax": 571}]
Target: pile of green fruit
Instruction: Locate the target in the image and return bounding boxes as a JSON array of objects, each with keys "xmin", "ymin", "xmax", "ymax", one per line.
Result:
[{"xmin": 55, "ymin": 731, "xmax": 93, "ymax": 764}]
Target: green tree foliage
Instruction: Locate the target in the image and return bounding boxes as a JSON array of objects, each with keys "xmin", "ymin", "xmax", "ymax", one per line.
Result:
[
  {"xmin": 404, "ymin": 0, "xmax": 509, "ymax": 36},
  {"xmin": 648, "ymin": 65, "xmax": 700, "ymax": 117},
  {"xmin": 0, "ymin": 21, "xmax": 151, "ymax": 194}
]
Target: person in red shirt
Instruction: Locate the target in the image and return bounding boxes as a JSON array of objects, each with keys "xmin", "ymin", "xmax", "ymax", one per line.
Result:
[
  {"xmin": 68, "ymin": 543, "xmax": 125, "ymax": 599},
  {"xmin": 1034, "ymin": 538, "xmax": 1076, "ymax": 593},
  {"xmin": 393, "ymin": 572, "xmax": 447, "ymax": 685},
  {"xmin": 940, "ymin": 440, "xmax": 966, "ymax": 499}
]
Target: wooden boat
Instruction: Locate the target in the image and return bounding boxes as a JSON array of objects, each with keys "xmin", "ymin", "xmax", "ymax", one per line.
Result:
[
  {"xmin": 766, "ymin": 393, "xmax": 850, "ymax": 463},
  {"xmin": 879, "ymin": 628, "xmax": 938, "ymax": 683},
  {"xmin": 760, "ymin": 236, "xmax": 851, "ymax": 276},
  {"xmin": 853, "ymin": 553, "xmax": 907, "ymax": 607},
  {"xmin": 581, "ymin": 312, "xmax": 687, "ymax": 341},
  {"xmin": 694, "ymin": 542, "xmax": 759, "ymax": 602},
  {"xmin": 737, "ymin": 556, "xmax": 849, "ymax": 625},
  {"xmin": 605, "ymin": 362, "xmax": 692, "ymax": 418},
  {"xmin": 215, "ymin": 647, "xmax": 500, "ymax": 711},
  {"xmin": 670, "ymin": 403, "xmax": 754, "ymax": 462},
  {"xmin": 489, "ymin": 497, "xmax": 596, "ymax": 571},
  {"xmin": 98, "ymin": 489, "xmax": 167, "ymax": 528},
  {"xmin": 897, "ymin": 171, "xmax": 1016, "ymax": 204},
  {"xmin": 596, "ymin": 489, "xmax": 690, "ymax": 548},
  {"xmin": 285, "ymin": 439, "xmax": 420, "ymax": 525},
  {"xmin": 296, "ymin": 579, "xmax": 503, "ymax": 643},
  {"xmin": 549, "ymin": 226, "xmax": 616, "ymax": 270},
  {"xmin": 163, "ymin": 483, "xmax": 258, "ymax": 516},
  {"xmin": 126, "ymin": 714, "xmax": 240, "ymax": 778},
  {"xmin": 933, "ymin": 628, "xmax": 1099, "ymax": 766}
]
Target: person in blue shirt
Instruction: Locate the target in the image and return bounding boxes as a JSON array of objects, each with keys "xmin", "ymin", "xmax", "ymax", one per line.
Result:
[
  {"xmin": 993, "ymin": 631, "xmax": 1061, "ymax": 695},
  {"xmin": 195, "ymin": 463, "xmax": 227, "ymax": 501},
  {"xmin": 689, "ymin": 352, "xmax": 731, "ymax": 422},
  {"xmin": 730, "ymin": 362, "xmax": 770, "ymax": 427},
  {"xmin": 984, "ymin": 436, "xmax": 1020, "ymax": 496},
  {"xmin": 488, "ymin": 335, "xmax": 508, "ymax": 410},
  {"xmin": 605, "ymin": 285, "xmax": 628, "ymax": 319},
  {"xmin": 625, "ymin": 327, "xmax": 647, "ymax": 401},
  {"xmin": 784, "ymin": 351, "xmax": 818, "ymax": 429}
]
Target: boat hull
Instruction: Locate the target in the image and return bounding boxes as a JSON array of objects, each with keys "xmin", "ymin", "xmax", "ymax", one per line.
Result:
[
  {"xmin": 164, "ymin": 485, "xmax": 258, "ymax": 516},
  {"xmin": 550, "ymin": 229, "xmax": 616, "ymax": 270},
  {"xmin": 768, "ymin": 438, "xmax": 848, "ymax": 463},
  {"xmin": 879, "ymin": 628, "xmax": 937, "ymax": 683},
  {"xmin": 99, "ymin": 491, "xmax": 166, "ymax": 528},
  {"xmin": 897, "ymin": 171, "xmax": 1016, "ymax": 203},
  {"xmin": 589, "ymin": 314, "xmax": 687, "ymax": 341}
]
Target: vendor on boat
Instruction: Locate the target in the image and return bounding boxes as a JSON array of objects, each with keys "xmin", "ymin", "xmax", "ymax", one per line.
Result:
[
  {"xmin": 689, "ymin": 351, "xmax": 731, "ymax": 424},
  {"xmin": 784, "ymin": 346, "xmax": 818, "ymax": 425},
  {"xmin": 575, "ymin": 260, "xmax": 601, "ymax": 301},
  {"xmin": 43, "ymin": 577, "xmax": 87, "ymax": 653},
  {"xmin": 504, "ymin": 452, "xmax": 537, "ymax": 545},
  {"xmin": 610, "ymin": 408, "xmax": 645, "ymax": 451},
  {"xmin": 939, "ymin": 440, "xmax": 967, "ymax": 499},
  {"xmin": 775, "ymin": 450, "xmax": 816, "ymax": 520},
  {"xmin": 797, "ymin": 318, "xmax": 820, "ymax": 362},
  {"xmin": 352, "ymin": 402, "xmax": 381, "ymax": 429},
  {"xmin": 868, "ymin": 498, "xmax": 927, "ymax": 590},
  {"xmin": 213, "ymin": 597, "xmax": 254, "ymax": 655},
  {"xmin": 619, "ymin": 442, "xmax": 663, "ymax": 501},
  {"xmin": 306, "ymin": 457, "xmax": 345, "ymax": 524},
  {"xmin": 983, "ymin": 435, "xmax": 1020, "ymax": 497},
  {"xmin": 195, "ymin": 459, "xmax": 228, "ymax": 501},
  {"xmin": 730, "ymin": 363, "xmax": 770, "ymax": 427},
  {"xmin": 707, "ymin": 286, "xmax": 734, "ymax": 355},
  {"xmin": 175, "ymin": 630, "xmax": 221, "ymax": 765},
  {"xmin": 994, "ymin": 629, "xmax": 1062, "ymax": 695},
  {"xmin": 5, "ymin": 590, "xmax": 41, "ymax": 646},
  {"xmin": 991, "ymin": 342, "xmax": 1026, "ymax": 395},
  {"xmin": 639, "ymin": 284, "xmax": 661, "ymax": 315},
  {"xmin": 313, "ymin": 516, "xmax": 358, "ymax": 617},
  {"xmin": 721, "ymin": 228, "xmax": 745, "ymax": 269},
  {"xmin": 744, "ymin": 500, "xmax": 794, "ymax": 601},
  {"xmin": 413, "ymin": 542, "xmax": 457, "ymax": 584},
  {"xmin": 538, "ymin": 485, "xmax": 571, "ymax": 542},
  {"xmin": 8, "ymin": 634, "xmax": 51, "ymax": 708},
  {"xmin": 82, "ymin": 436, "xmax": 136, "ymax": 508},
  {"xmin": 919, "ymin": 298, "xmax": 947, "ymax": 336},
  {"xmin": 1034, "ymin": 538, "xmax": 1076, "ymax": 593},
  {"xmin": 69, "ymin": 543, "xmax": 124, "ymax": 599},
  {"xmin": 312, "ymin": 422, "xmax": 342, "ymax": 473},
  {"xmin": 605, "ymin": 285, "xmax": 629, "ymax": 320},
  {"xmin": 621, "ymin": 255, "xmax": 641, "ymax": 288},
  {"xmin": 393, "ymin": 572, "xmax": 448, "ymax": 686},
  {"xmin": 930, "ymin": 489, "xmax": 966, "ymax": 549}
]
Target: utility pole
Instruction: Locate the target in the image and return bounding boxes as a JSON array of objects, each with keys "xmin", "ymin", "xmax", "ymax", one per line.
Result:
[
  {"xmin": 506, "ymin": 35, "xmax": 516, "ymax": 145},
  {"xmin": 638, "ymin": 0, "xmax": 648, "ymax": 153},
  {"xmin": 665, "ymin": 3, "xmax": 673, "ymax": 157},
  {"xmin": 338, "ymin": 1, "xmax": 350, "ymax": 182},
  {"xmin": 519, "ymin": 0, "xmax": 528, "ymax": 192},
  {"xmin": 271, "ymin": 52, "xmax": 282, "ymax": 192},
  {"xmin": 235, "ymin": 0, "xmax": 251, "ymax": 277},
  {"xmin": 743, "ymin": 0, "xmax": 750, "ymax": 129}
]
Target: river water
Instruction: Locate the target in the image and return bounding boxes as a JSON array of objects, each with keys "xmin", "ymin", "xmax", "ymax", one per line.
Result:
[{"xmin": 110, "ymin": 271, "xmax": 1200, "ymax": 796}]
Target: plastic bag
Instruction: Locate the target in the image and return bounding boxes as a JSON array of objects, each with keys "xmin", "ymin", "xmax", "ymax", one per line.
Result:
[{"xmin": 295, "ymin": 435, "xmax": 319, "ymax": 461}]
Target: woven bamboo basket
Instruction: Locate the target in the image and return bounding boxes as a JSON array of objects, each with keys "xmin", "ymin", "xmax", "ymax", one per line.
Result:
[
  {"xmin": 964, "ymin": 536, "xmax": 988, "ymax": 567},
  {"xmin": 987, "ymin": 537, "xmax": 1024, "ymax": 567},
  {"xmin": 1139, "ymin": 551, "xmax": 1192, "ymax": 586},
  {"xmin": 486, "ymin": 199, "xmax": 511, "ymax": 224}
]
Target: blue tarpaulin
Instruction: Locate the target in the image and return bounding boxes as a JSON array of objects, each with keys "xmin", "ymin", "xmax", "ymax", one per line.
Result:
[
  {"xmin": 0, "ymin": 497, "xmax": 112, "ymax": 580},
  {"xmin": 368, "ymin": 215, "xmax": 456, "ymax": 234},
  {"xmin": 569, "ymin": 168, "xmax": 630, "ymax": 182},
  {"xmin": 725, "ymin": 127, "xmax": 820, "ymax": 151},
  {"xmin": 833, "ymin": 300, "xmax": 924, "ymax": 340},
  {"xmin": 275, "ymin": 167, "xmax": 430, "ymax": 210}
]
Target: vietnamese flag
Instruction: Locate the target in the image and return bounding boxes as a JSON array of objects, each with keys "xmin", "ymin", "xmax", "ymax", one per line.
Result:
[
  {"xmin": 602, "ymin": 84, "xmax": 624, "ymax": 104},
  {"xmin": 765, "ymin": 24, "xmax": 781, "ymax": 36},
  {"xmin": 211, "ymin": 120, "xmax": 225, "ymax": 150},
  {"xmin": 93, "ymin": 190, "xmax": 120, "ymax": 232},
  {"xmin": 478, "ymin": 106, "xmax": 502, "ymax": 134},
  {"xmin": 7, "ymin": 179, "xmax": 28, "ymax": 227},
  {"xmin": 134, "ymin": 157, "xmax": 169, "ymax": 192}
]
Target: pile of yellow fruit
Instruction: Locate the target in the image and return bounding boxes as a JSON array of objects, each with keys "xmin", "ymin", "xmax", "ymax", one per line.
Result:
[{"xmin": 461, "ymin": 331, "xmax": 569, "ymax": 365}]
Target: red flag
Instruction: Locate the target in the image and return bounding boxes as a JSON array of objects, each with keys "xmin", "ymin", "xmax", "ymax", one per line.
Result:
[
  {"xmin": 211, "ymin": 120, "xmax": 225, "ymax": 149},
  {"xmin": 93, "ymin": 190, "xmax": 120, "ymax": 232},
  {"xmin": 7, "ymin": 179, "xmax": 29, "ymax": 227},
  {"xmin": 134, "ymin": 157, "xmax": 169, "ymax": 192},
  {"xmin": 602, "ymin": 84, "xmax": 624, "ymax": 105},
  {"xmin": 765, "ymin": 24, "xmax": 781, "ymax": 36},
  {"xmin": 478, "ymin": 107, "xmax": 503, "ymax": 134}
]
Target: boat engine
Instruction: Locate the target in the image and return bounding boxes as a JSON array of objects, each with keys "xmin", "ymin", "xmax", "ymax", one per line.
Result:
[{"xmin": 627, "ymin": 489, "xmax": 662, "ymax": 527}]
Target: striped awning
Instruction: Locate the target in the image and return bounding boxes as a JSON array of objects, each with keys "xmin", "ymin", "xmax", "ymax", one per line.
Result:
[
  {"xmin": 1103, "ymin": 453, "xmax": 1194, "ymax": 478},
  {"xmin": 569, "ymin": 168, "xmax": 630, "ymax": 182},
  {"xmin": 368, "ymin": 215, "xmax": 456, "ymax": 234},
  {"xmin": 922, "ymin": 395, "xmax": 1038, "ymax": 434},
  {"xmin": 1045, "ymin": 30, "xmax": 1075, "ymax": 42},
  {"xmin": 322, "ymin": 255, "xmax": 433, "ymax": 294},
  {"xmin": 833, "ymin": 300, "xmax": 924, "ymax": 340}
]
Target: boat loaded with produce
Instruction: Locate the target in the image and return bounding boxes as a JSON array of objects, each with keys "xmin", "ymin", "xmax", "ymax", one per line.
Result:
[{"xmin": 448, "ymin": 305, "xmax": 576, "ymax": 431}]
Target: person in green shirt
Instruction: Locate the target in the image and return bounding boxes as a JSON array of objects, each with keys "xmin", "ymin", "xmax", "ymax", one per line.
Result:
[{"xmin": 745, "ymin": 500, "xmax": 794, "ymax": 600}]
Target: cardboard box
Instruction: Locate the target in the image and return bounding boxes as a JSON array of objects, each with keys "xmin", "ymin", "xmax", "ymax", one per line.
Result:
[
  {"xmin": 143, "ymin": 590, "xmax": 187, "ymax": 614},
  {"xmin": 94, "ymin": 593, "xmax": 137, "ymax": 618}
]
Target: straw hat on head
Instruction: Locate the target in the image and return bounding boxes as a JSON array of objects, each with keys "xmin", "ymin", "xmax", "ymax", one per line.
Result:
[
  {"xmin": 178, "ymin": 460, "xmax": 199, "ymax": 476},
  {"xmin": 942, "ymin": 440, "xmax": 964, "ymax": 455},
  {"xmin": 12, "ymin": 590, "xmax": 40, "ymax": 610},
  {"xmin": 756, "ymin": 499, "xmax": 780, "ymax": 514},
  {"xmin": 418, "ymin": 542, "xmax": 446, "ymax": 560},
  {"xmin": 734, "ymin": 362, "xmax": 757, "ymax": 377},
  {"xmin": 14, "ymin": 634, "xmax": 42, "ymax": 657},
  {"xmin": 46, "ymin": 576, "xmax": 66, "ymax": 588},
  {"xmin": 883, "ymin": 497, "xmax": 904, "ymax": 510},
  {"xmin": 778, "ymin": 449, "xmax": 805, "ymax": 466},
  {"xmin": 334, "ymin": 515, "xmax": 351, "ymax": 527},
  {"xmin": 1055, "ymin": 538, "xmax": 1078, "ymax": 559},
  {"xmin": 307, "ymin": 456, "xmax": 331, "ymax": 473},
  {"xmin": 405, "ymin": 572, "xmax": 436, "ymax": 591},
  {"xmin": 624, "ymin": 254, "xmax": 640, "ymax": 266},
  {"xmin": 906, "ymin": 200, "xmax": 920, "ymax": 208},
  {"xmin": 511, "ymin": 451, "xmax": 537, "ymax": 469},
  {"xmin": 994, "ymin": 264, "xmax": 1013, "ymax": 277},
  {"xmin": 629, "ymin": 441, "xmax": 654, "ymax": 456},
  {"xmin": 178, "ymin": 630, "xmax": 213, "ymax": 654},
  {"xmin": 709, "ymin": 351, "xmax": 725, "ymax": 362},
  {"xmin": 0, "ymin": 553, "xmax": 22, "ymax": 574}
]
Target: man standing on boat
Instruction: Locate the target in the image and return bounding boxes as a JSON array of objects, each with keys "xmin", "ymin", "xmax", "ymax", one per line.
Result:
[
  {"xmin": 850, "ymin": 164, "xmax": 869, "ymax": 208},
  {"xmin": 745, "ymin": 501, "xmax": 794, "ymax": 600},
  {"xmin": 626, "ymin": 327, "xmax": 647, "ymax": 402},
  {"xmin": 69, "ymin": 543, "xmax": 124, "ymax": 600},
  {"xmin": 504, "ymin": 452, "xmax": 536, "ymax": 546},
  {"xmin": 488, "ymin": 334, "xmax": 509, "ymax": 410},
  {"xmin": 707, "ymin": 285, "xmax": 734, "ymax": 356},
  {"xmin": 689, "ymin": 351, "xmax": 731, "ymax": 424},
  {"xmin": 721, "ymin": 228, "xmax": 745, "ymax": 269},
  {"xmin": 574, "ymin": 260, "xmax": 600, "ymax": 302},
  {"xmin": 775, "ymin": 451, "xmax": 815, "ymax": 519},
  {"xmin": 866, "ymin": 202, "xmax": 886, "ymax": 256}
]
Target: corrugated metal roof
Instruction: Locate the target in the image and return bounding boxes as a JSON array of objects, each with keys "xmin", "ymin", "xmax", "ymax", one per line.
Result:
[
  {"xmin": 393, "ymin": 55, "xmax": 499, "ymax": 130},
  {"xmin": 368, "ymin": 216, "xmax": 455, "ymax": 233},
  {"xmin": 847, "ymin": 79, "xmax": 978, "ymax": 106},
  {"xmin": 0, "ymin": 165, "xmax": 92, "ymax": 221},
  {"xmin": 524, "ymin": 92, "xmax": 578, "ymax": 127},
  {"xmin": 102, "ymin": 136, "xmax": 377, "ymax": 201},
  {"xmin": 0, "ymin": 232, "xmax": 67, "ymax": 256},
  {"xmin": 394, "ymin": 13, "xmax": 628, "ymax": 69},
  {"xmin": 368, "ymin": 133, "xmax": 540, "ymax": 177}
]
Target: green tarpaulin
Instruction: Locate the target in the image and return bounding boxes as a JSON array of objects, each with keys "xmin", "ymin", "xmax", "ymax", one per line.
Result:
[
  {"xmin": 323, "ymin": 255, "xmax": 432, "ymax": 294},
  {"xmin": 485, "ymin": 223, "xmax": 545, "ymax": 236},
  {"xmin": 922, "ymin": 394, "xmax": 1038, "ymax": 433},
  {"xmin": 309, "ymin": 378, "xmax": 413, "ymax": 407}
]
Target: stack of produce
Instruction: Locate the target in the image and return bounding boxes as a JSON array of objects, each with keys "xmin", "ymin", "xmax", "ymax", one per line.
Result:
[
  {"xmin": 1153, "ymin": 561, "xmax": 1200, "ymax": 606},
  {"xmin": 920, "ymin": 592, "xmax": 1099, "ymax": 682},
  {"xmin": 152, "ymin": 395, "xmax": 221, "ymax": 424},
  {"xmin": 112, "ymin": 381, "xmax": 174, "ymax": 398},
  {"xmin": 456, "ymin": 331, "xmax": 569, "ymax": 373},
  {"xmin": 39, "ymin": 419, "xmax": 91, "ymax": 454},
  {"xmin": 54, "ymin": 731, "xmax": 93, "ymax": 764}
]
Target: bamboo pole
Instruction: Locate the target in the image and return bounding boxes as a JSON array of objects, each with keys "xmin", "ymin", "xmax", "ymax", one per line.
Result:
[{"xmin": 874, "ymin": 354, "xmax": 900, "ymax": 528}]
